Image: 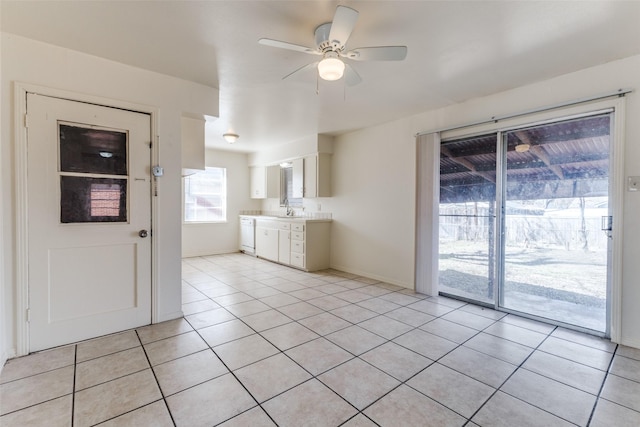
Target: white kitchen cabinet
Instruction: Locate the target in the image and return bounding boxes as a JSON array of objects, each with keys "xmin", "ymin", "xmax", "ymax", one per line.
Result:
[
  {"xmin": 303, "ymin": 153, "xmax": 331, "ymax": 198},
  {"xmin": 278, "ymin": 223, "xmax": 291, "ymax": 265},
  {"xmin": 255, "ymin": 220, "xmax": 279, "ymax": 261},
  {"xmin": 250, "ymin": 165, "xmax": 279, "ymax": 199},
  {"xmin": 253, "ymin": 218, "xmax": 330, "ymax": 271},
  {"xmin": 291, "ymin": 158, "xmax": 304, "ymax": 199}
]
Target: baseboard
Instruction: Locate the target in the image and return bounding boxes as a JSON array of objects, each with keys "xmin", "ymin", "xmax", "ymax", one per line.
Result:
[
  {"xmin": 182, "ymin": 249, "xmax": 240, "ymax": 258},
  {"xmin": 619, "ymin": 336, "xmax": 640, "ymax": 350},
  {"xmin": 1, "ymin": 347, "xmax": 17, "ymax": 372},
  {"xmin": 328, "ymin": 263, "xmax": 412, "ymax": 290},
  {"xmin": 156, "ymin": 310, "xmax": 185, "ymax": 324}
]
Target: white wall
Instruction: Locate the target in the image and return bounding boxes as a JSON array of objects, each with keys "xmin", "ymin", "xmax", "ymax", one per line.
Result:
[
  {"xmin": 322, "ymin": 54, "xmax": 640, "ymax": 348},
  {"xmin": 326, "ymin": 119, "xmax": 417, "ymax": 286},
  {"xmin": 1, "ymin": 33, "xmax": 218, "ymax": 359},
  {"xmin": 248, "ymin": 134, "xmax": 334, "ymax": 167},
  {"xmin": 182, "ymin": 149, "xmax": 260, "ymax": 257}
]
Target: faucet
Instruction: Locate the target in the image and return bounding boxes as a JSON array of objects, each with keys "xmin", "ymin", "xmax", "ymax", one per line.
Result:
[{"xmin": 284, "ymin": 198, "xmax": 294, "ymax": 216}]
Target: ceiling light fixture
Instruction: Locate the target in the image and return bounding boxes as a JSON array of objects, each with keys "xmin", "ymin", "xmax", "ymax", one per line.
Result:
[
  {"xmin": 223, "ymin": 133, "xmax": 239, "ymax": 143},
  {"xmin": 317, "ymin": 52, "xmax": 345, "ymax": 81},
  {"xmin": 515, "ymin": 143, "xmax": 531, "ymax": 153}
]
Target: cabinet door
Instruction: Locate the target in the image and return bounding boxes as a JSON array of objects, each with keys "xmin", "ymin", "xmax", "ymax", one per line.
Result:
[
  {"xmin": 250, "ymin": 166, "xmax": 265, "ymax": 199},
  {"xmin": 317, "ymin": 153, "xmax": 332, "ymax": 197},
  {"xmin": 256, "ymin": 227, "xmax": 278, "ymax": 261},
  {"xmin": 303, "ymin": 155, "xmax": 317, "ymax": 198},
  {"xmin": 278, "ymin": 230, "xmax": 290, "ymax": 264},
  {"xmin": 292, "ymin": 158, "xmax": 304, "ymax": 199},
  {"xmin": 266, "ymin": 165, "xmax": 280, "ymax": 199}
]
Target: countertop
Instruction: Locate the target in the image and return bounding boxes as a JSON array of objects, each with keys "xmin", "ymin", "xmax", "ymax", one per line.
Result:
[{"xmin": 239, "ymin": 214, "xmax": 332, "ymax": 223}]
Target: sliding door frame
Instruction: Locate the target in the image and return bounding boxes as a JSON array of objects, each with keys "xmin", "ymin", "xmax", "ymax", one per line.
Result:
[{"xmin": 418, "ymin": 96, "xmax": 625, "ymax": 341}]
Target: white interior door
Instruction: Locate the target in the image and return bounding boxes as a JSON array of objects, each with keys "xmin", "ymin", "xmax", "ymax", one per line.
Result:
[{"xmin": 27, "ymin": 93, "xmax": 152, "ymax": 352}]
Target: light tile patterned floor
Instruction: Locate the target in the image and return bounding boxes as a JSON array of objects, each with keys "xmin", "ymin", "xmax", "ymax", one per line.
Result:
[{"xmin": 2, "ymin": 253, "xmax": 640, "ymax": 426}]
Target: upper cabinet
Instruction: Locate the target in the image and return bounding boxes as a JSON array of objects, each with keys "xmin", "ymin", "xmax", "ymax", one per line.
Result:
[
  {"xmin": 250, "ymin": 153, "xmax": 331, "ymax": 199},
  {"xmin": 250, "ymin": 165, "xmax": 279, "ymax": 199},
  {"xmin": 304, "ymin": 153, "xmax": 331, "ymax": 198},
  {"xmin": 181, "ymin": 116, "xmax": 205, "ymax": 176}
]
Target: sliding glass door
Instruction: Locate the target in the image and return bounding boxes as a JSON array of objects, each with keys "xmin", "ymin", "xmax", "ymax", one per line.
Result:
[
  {"xmin": 499, "ymin": 115, "xmax": 610, "ymax": 332},
  {"xmin": 438, "ymin": 113, "xmax": 611, "ymax": 333},
  {"xmin": 438, "ymin": 133, "xmax": 497, "ymax": 305}
]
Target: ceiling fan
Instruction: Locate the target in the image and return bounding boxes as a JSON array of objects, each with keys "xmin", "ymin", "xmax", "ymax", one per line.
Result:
[{"xmin": 258, "ymin": 5, "xmax": 407, "ymax": 86}]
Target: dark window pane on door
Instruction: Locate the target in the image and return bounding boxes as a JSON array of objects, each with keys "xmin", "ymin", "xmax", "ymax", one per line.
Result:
[
  {"xmin": 59, "ymin": 123, "xmax": 128, "ymax": 175},
  {"xmin": 61, "ymin": 176, "xmax": 127, "ymax": 223}
]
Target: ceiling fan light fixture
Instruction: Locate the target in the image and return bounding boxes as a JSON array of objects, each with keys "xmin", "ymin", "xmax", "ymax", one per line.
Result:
[
  {"xmin": 317, "ymin": 53, "xmax": 345, "ymax": 81},
  {"xmin": 223, "ymin": 132, "xmax": 239, "ymax": 143},
  {"xmin": 515, "ymin": 143, "xmax": 530, "ymax": 153}
]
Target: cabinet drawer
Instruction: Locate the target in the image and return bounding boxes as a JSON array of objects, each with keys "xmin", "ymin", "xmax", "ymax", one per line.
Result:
[
  {"xmin": 291, "ymin": 253, "xmax": 305, "ymax": 268},
  {"xmin": 291, "ymin": 240, "xmax": 305, "ymax": 254},
  {"xmin": 291, "ymin": 231, "xmax": 304, "ymax": 241},
  {"xmin": 278, "ymin": 222, "xmax": 291, "ymax": 231},
  {"xmin": 291, "ymin": 223, "xmax": 305, "ymax": 232}
]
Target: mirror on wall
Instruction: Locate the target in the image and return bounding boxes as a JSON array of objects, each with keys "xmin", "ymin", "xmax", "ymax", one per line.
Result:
[{"xmin": 280, "ymin": 162, "xmax": 302, "ymax": 207}]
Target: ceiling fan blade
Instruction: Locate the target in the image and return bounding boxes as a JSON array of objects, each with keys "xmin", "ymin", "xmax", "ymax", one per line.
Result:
[
  {"xmin": 344, "ymin": 64, "xmax": 362, "ymax": 86},
  {"xmin": 283, "ymin": 61, "xmax": 319, "ymax": 80},
  {"xmin": 344, "ymin": 46, "xmax": 408, "ymax": 61},
  {"xmin": 258, "ymin": 38, "xmax": 320, "ymax": 55},
  {"xmin": 328, "ymin": 6, "xmax": 359, "ymax": 48}
]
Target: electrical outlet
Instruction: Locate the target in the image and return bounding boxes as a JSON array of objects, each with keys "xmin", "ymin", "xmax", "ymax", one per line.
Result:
[{"xmin": 628, "ymin": 176, "xmax": 640, "ymax": 192}]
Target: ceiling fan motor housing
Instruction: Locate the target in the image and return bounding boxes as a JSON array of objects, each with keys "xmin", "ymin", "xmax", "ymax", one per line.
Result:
[{"xmin": 315, "ymin": 23, "xmax": 343, "ymax": 52}]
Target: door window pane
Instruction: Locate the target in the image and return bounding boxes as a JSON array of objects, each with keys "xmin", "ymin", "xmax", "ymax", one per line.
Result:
[
  {"xmin": 59, "ymin": 123, "xmax": 128, "ymax": 175},
  {"xmin": 60, "ymin": 177, "xmax": 127, "ymax": 223}
]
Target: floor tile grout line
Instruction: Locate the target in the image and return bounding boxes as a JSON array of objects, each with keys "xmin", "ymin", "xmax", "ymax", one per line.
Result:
[
  {"xmin": 182, "ymin": 254, "xmax": 626, "ymax": 425},
  {"xmin": 458, "ymin": 326, "xmax": 559, "ymax": 424},
  {"xmin": 360, "ymin": 307, "xmax": 558, "ymax": 423},
  {"xmin": 134, "ymin": 329, "xmax": 178, "ymax": 427},
  {"xmin": 186, "ymin": 261, "xmax": 420, "ymax": 424},
  {"xmin": 350, "ymin": 309, "xmax": 494, "ymax": 422},
  {"xmin": 71, "ymin": 344, "xmax": 76, "ymax": 427},
  {"xmin": 585, "ymin": 342, "xmax": 619, "ymax": 426},
  {"xmin": 531, "ymin": 345, "xmax": 616, "ymax": 374},
  {"xmin": 187, "ymin": 322, "xmax": 281, "ymax": 427},
  {"xmin": 462, "ymin": 325, "xmax": 598, "ymax": 426}
]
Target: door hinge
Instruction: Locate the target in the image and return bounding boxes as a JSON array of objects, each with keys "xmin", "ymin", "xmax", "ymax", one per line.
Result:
[{"xmin": 26, "ymin": 308, "xmax": 31, "ymax": 322}]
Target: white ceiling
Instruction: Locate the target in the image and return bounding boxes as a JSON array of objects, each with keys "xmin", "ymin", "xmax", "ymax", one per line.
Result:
[{"xmin": 2, "ymin": 1, "xmax": 640, "ymax": 153}]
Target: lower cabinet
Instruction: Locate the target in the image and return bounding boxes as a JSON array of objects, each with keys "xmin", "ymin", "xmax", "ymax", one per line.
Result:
[
  {"xmin": 278, "ymin": 225, "xmax": 291, "ymax": 265},
  {"xmin": 254, "ymin": 219, "xmax": 330, "ymax": 271},
  {"xmin": 256, "ymin": 222, "xmax": 278, "ymax": 262}
]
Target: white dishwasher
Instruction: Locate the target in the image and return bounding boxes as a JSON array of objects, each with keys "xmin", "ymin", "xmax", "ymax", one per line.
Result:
[{"xmin": 240, "ymin": 217, "xmax": 256, "ymax": 255}]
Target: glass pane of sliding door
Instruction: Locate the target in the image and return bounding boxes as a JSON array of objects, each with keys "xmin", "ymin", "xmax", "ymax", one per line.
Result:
[
  {"xmin": 439, "ymin": 134, "xmax": 497, "ymax": 304},
  {"xmin": 500, "ymin": 115, "xmax": 611, "ymax": 332}
]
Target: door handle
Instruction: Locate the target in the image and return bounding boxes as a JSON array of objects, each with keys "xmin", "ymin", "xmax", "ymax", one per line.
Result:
[{"xmin": 139, "ymin": 229, "xmax": 148, "ymax": 238}]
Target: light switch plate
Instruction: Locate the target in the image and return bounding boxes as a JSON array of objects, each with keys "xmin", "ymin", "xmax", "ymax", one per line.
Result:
[{"xmin": 628, "ymin": 176, "xmax": 640, "ymax": 192}]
